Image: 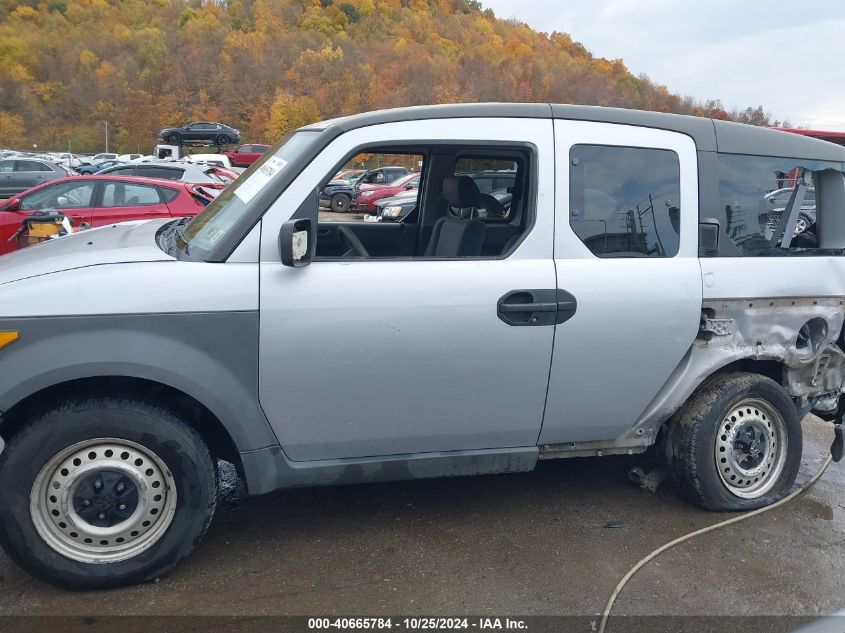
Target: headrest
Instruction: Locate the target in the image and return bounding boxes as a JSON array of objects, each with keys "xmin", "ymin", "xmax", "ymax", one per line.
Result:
[{"xmin": 442, "ymin": 175, "xmax": 481, "ymax": 209}]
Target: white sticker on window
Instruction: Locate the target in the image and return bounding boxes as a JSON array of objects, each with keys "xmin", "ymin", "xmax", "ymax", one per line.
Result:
[{"xmin": 234, "ymin": 156, "xmax": 288, "ymax": 203}]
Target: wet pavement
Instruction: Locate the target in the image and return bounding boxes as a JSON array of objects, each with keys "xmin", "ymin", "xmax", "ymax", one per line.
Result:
[{"xmin": 0, "ymin": 417, "xmax": 842, "ymax": 620}]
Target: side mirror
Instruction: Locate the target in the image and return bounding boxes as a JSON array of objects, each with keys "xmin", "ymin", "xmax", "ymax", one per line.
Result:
[
  {"xmin": 279, "ymin": 218, "xmax": 313, "ymax": 267},
  {"xmin": 699, "ymin": 221, "xmax": 720, "ymax": 256},
  {"xmin": 3, "ymin": 198, "xmax": 20, "ymax": 212},
  {"xmin": 403, "ymin": 184, "xmax": 414, "ymax": 190}
]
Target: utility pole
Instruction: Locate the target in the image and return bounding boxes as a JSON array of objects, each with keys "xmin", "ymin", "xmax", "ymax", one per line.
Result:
[{"xmin": 101, "ymin": 120, "xmax": 109, "ymax": 153}]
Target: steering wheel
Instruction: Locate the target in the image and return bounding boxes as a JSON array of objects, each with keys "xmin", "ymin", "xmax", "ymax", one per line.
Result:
[{"xmin": 336, "ymin": 224, "xmax": 369, "ymax": 257}]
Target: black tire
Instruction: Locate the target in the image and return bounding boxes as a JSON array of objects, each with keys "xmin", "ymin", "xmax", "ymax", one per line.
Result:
[
  {"xmin": 330, "ymin": 193, "xmax": 351, "ymax": 213},
  {"xmin": 167, "ymin": 132, "xmax": 182, "ymax": 145},
  {"xmin": 0, "ymin": 396, "xmax": 216, "ymax": 589},
  {"xmin": 667, "ymin": 372, "xmax": 802, "ymax": 511},
  {"xmin": 795, "ymin": 213, "xmax": 812, "ymax": 234},
  {"xmin": 217, "ymin": 135, "xmax": 230, "ymax": 146}
]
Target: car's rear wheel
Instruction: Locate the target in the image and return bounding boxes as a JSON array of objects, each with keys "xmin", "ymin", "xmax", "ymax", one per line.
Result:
[
  {"xmin": 0, "ymin": 396, "xmax": 216, "ymax": 589},
  {"xmin": 667, "ymin": 372, "xmax": 801, "ymax": 511},
  {"xmin": 167, "ymin": 133, "xmax": 182, "ymax": 145},
  {"xmin": 330, "ymin": 193, "xmax": 351, "ymax": 213},
  {"xmin": 217, "ymin": 135, "xmax": 230, "ymax": 146}
]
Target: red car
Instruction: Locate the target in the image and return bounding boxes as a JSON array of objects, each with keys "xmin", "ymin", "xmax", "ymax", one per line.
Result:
[
  {"xmin": 223, "ymin": 144, "xmax": 270, "ymax": 167},
  {"xmin": 351, "ymin": 172, "xmax": 420, "ymax": 212},
  {"xmin": 0, "ymin": 175, "xmax": 217, "ymax": 255}
]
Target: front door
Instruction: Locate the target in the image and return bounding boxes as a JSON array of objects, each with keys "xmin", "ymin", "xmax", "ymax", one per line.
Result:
[
  {"xmin": 19, "ymin": 179, "xmax": 97, "ymax": 226},
  {"xmin": 258, "ymin": 117, "xmax": 558, "ymax": 461},
  {"xmin": 540, "ymin": 120, "xmax": 703, "ymax": 445}
]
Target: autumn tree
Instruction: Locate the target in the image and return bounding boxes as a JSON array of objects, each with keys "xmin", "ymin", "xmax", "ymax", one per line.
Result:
[
  {"xmin": 265, "ymin": 90, "xmax": 320, "ymax": 142},
  {"xmin": 0, "ymin": 111, "xmax": 26, "ymax": 147},
  {"xmin": 0, "ymin": 0, "xmax": 782, "ymax": 152}
]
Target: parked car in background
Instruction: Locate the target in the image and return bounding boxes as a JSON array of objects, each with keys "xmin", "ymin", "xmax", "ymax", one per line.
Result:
[
  {"xmin": 352, "ymin": 172, "xmax": 420, "ymax": 212},
  {"xmin": 373, "ymin": 188, "xmax": 419, "ymax": 222},
  {"xmin": 464, "ymin": 169, "xmax": 517, "ymax": 194},
  {"xmin": 77, "ymin": 160, "xmax": 125, "ymax": 175},
  {"xmin": 183, "ymin": 153, "xmax": 233, "ymax": 168},
  {"xmin": 373, "ymin": 184, "xmax": 512, "ymax": 223},
  {"xmin": 157, "ymin": 122, "xmax": 241, "ymax": 146},
  {"xmin": 91, "ymin": 153, "xmax": 118, "ymax": 164},
  {"xmin": 0, "ymin": 175, "xmax": 216, "ymax": 255},
  {"xmin": 223, "ymin": 144, "xmax": 269, "ymax": 167},
  {"xmin": 52, "ymin": 153, "xmax": 86, "ymax": 169},
  {"xmin": 117, "ymin": 154, "xmax": 143, "ymax": 162},
  {"xmin": 765, "ymin": 187, "xmax": 816, "ymax": 235},
  {"xmin": 332, "ymin": 169, "xmax": 365, "ymax": 183},
  {"xmin": 96, "ymin": 162, "xmax": 233, "ymax": 185},
  {"xmin": 0, "ymin": 158, "xmax": 72, "ymax": 198},
  {"xmin": 320, "ymin": 166, "xmax": 410, "ymax": 212}
]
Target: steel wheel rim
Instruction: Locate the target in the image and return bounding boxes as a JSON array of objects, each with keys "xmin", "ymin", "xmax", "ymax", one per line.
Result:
[
  {"xmin": 795, "ymin": 216, "xmax": 808, "ymax": 234},
  {"xmin": 335, "ymin": 196, "xmax": 347, "ymax": 211},
  {"xmin": 30, "ymin": 438, "xmax": 177, "ymax": 564},
  {"xmin": 714, "ymin": 398, "xmax": 787, "ymax": 499}
]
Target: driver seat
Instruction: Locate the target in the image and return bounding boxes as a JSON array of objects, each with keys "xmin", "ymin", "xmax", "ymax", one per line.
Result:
[{"xmin": 424, "ymin": 176, "xmax": 486, "ymax": 257}]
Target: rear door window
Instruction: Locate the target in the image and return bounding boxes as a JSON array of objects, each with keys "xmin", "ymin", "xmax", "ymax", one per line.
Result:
[
  {"xmin": 101, "ymin": 182, "xmax": 162, "ymax": 207},
  {"xmin": 569, "ymin": 145, "xmax": 681, "ymax": 258},
  {"xmin": 15, "ymin": 160, "xmax": 52, "ymax": 172},
  {"xmin": 137, "ymin": 166, "xmax": 182, "ymax": 180}
]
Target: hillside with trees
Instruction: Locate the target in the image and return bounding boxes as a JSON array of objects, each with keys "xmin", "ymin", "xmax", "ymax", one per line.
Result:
[{"xmin": 0, "ymin": 0, "xmax": 786, "ymax": 152}]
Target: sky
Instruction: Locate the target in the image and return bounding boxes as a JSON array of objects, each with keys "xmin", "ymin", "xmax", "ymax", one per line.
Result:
[{"xmin": 482, "ymin": 0, "xmax": 845, "ymax": 131}]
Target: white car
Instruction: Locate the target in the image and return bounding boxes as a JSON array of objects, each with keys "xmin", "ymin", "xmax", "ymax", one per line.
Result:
[
  {"xmin": 183, "ymin": 153, "xmax": 233, "ymax": 168},
  {"xmin": 91, "ymin": 153, "xmax": 118, "ymax": 164}
]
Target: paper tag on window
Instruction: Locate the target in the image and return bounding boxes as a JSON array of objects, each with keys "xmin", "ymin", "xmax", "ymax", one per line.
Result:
[{"xmin": 234, "ymin": 156, "xmax": 288, "ymax": 203}]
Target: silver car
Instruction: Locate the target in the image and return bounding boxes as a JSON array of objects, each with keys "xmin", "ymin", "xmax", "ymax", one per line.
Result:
[
  {"xmin": 1, "ymin": 103, "xmax": 844, "ymax": 589},
  {"xmin": 0, "ymin": 158, "xmax": 70, "ymax": 198},
  {"xmin": 96, "ymin": 161, "xmax": 227, "ymax": 184}
]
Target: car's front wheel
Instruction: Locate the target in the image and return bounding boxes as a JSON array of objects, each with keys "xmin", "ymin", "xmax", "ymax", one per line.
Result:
[
  {"xmin": 217, "ymin": 135, "xmax": 230, "ymax": 146},
  {"xmin": 0, "ymin": 396, "xmax": 216, "ymax": 589},
  {"xmin": 667, "ymin": 372, "xmax": 802, "ymax": 511}
]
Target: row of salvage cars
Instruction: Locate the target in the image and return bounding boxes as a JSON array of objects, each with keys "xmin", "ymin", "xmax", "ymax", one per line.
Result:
[
  {"xmin": 0, "ymin": 156, "xmax": 238, "ymax": 255},
  {"xmin": 321, "ymin": 166, "xmax": 517, "ymax": 222}
]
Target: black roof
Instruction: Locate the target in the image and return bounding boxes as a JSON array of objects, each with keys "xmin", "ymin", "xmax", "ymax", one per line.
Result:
[{"xmin": 303, "ymin": 103, "xmax": 845, "ymax": 162}]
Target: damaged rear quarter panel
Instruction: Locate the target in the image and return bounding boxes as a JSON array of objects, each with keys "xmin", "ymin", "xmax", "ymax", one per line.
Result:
[{"xmin": 630, "ymin": 257, "xmax": 845, "ymax": 441}]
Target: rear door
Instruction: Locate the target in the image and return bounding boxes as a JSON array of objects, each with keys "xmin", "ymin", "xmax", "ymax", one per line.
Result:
[
  {"xmin": 540, "ymin": 120, "xmax": 702, "ymax": 446},
  {"xmin": 241, "ymin": 146, "xmax": 259, "ymax": 164},
  {"xmin": 12, "ymin": 160, "xmax": 53, "ymax": 193},
  {"xmin": 93, "ymin": 180, "xmax": 171, "ymax": 225}
]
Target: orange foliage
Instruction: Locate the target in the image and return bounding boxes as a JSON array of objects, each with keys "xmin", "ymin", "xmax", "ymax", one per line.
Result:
[{"xmin": 0, "ymin": 0, "xmax": 780, "ymax": 152}]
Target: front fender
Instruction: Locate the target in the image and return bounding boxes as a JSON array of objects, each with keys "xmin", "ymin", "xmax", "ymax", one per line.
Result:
[{"xmin": 0, "ymin": 312, "xmax": 278, "ymax": 453}]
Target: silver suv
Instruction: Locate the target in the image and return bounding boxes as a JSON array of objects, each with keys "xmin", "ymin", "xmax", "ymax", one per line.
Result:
[{"xmin": 0, "ymin": 104, "xmax": 844, "ymax": 589}]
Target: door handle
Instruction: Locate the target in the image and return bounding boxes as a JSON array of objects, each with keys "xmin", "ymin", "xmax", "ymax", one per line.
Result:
[
  {"xmin": 497, "ymin": 289, "xmax": 578, "ymax": 326},
  {"xmin": 498, "ymin": 302, "xmax": 557, "ymax": 313}
]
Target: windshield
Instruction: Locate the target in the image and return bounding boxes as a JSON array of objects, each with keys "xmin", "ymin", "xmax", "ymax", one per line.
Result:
[{"xmin": 172, "ymin": 131, "xmax": 319, "ymax": 260}]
